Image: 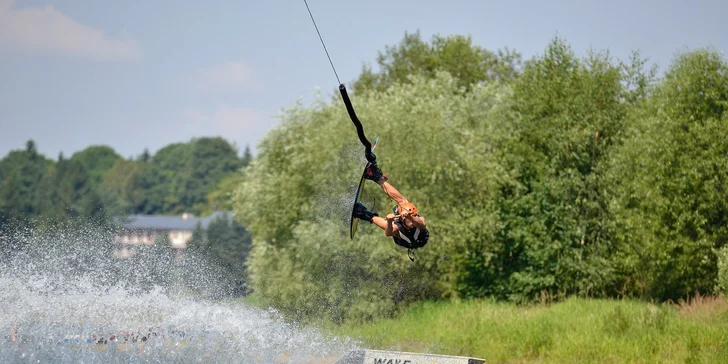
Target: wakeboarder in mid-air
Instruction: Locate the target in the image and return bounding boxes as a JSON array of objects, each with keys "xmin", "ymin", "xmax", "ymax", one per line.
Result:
[
  {"xmin": 301, "ymin": 0, "xmax": 429, "ymax": 259},
  {"xmin": 353, "ymin": 156, "xmax": 430, "ymax": 251}
]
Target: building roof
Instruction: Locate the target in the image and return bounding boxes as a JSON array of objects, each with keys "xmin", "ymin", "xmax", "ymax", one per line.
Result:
[{"xmin": 114, "ymin": 211, "xmax": 233, "ymax": 231}]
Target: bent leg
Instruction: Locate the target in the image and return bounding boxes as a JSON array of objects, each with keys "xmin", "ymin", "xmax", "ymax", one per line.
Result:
[
  {"xmin": 371, "ymin": 216, "xmax": 396, "ymax": 238},
  {"xmin": 371, "ymin": 216, "xmax": 389, "ymax": 230}
]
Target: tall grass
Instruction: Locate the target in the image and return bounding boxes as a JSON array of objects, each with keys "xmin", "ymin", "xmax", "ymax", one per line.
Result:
[{"xmin": 324, "ymin": 295, "xmax": 728, "ymax": 363}]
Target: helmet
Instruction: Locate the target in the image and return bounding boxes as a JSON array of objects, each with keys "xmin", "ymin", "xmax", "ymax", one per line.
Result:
[{"xmin": 397, "ymin": 202, "xmax": 418, "ymax": 216}]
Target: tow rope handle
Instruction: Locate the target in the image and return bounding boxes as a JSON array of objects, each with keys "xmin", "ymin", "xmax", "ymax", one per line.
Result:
[{"xmin": 339, "ymin": 84, "xmax": 376, "ymax": 163}]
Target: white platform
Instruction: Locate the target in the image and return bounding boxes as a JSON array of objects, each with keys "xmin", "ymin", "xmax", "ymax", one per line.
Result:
[{"xmin": 336, "ymin": 349, "xmax": 486, "ymax": 364}]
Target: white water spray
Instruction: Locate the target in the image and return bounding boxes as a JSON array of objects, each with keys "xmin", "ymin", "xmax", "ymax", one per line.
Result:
[{"xmin": 0, "ymin": 219, "xmax": 360, "ymax": 363}]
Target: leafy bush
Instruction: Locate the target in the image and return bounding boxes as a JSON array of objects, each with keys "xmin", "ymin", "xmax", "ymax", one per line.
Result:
[{"xmin": 607, "ymin": 48, "xmax": 728, "ymax": 300}]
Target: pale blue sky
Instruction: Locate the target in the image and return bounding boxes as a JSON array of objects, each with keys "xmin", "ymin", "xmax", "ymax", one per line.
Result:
[{"xmin": 1, "ymin": 0, "xmax": 726, "ymax": 160}]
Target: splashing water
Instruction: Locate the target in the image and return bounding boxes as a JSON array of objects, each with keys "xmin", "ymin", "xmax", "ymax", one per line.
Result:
[
  {"xmin": 0, "ymin": 219, "xmax": 360, "ymax": 363},
  {"xmin": 314, "ymin": 142, "xmax": 383, "ymax": 228}
]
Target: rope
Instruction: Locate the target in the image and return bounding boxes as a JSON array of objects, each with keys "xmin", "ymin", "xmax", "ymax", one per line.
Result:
[
  {"xmin": 302, "ymin": 0, "xmax": 341, "ymax": 85},
  {"xmin": 302, "ymin": 0, "xmax": 374, "ymax": 162}
]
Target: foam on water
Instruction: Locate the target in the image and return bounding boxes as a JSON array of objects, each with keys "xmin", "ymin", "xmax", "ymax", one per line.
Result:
[{"xmin": 0, "ymin": 219, "xmax": 360, "ymax": 363}]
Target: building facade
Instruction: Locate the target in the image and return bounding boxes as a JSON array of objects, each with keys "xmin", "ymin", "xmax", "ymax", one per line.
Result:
[{"xmin": 113, "ymin": 211, "xmax": 232, "ymax": 258}]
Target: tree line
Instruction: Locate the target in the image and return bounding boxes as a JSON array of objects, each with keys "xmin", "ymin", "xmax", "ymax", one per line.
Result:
[
  {"xmin": 0, "ymin": 137, "xmax": 250, "ymax": 228},
  {"xmin": 233, "ymin": 32, "xmax": 728, "ymax": 324}
]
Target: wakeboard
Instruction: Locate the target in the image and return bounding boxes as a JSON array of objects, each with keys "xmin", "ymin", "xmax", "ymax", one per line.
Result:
[{"xmin": 350, "ymin": 137, "xmax": 379, "ymax": 239}]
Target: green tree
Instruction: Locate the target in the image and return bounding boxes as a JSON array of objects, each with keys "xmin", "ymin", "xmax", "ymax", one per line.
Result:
[
  {"xmin": 100, "ymin": 158, "xmax": 146, "ymax": 214},
  {"xmin": 607, "ymin": 48, "xmax": 728, "ymax": 300},
  {"xmin": 70, "ymin": 145, "xmax": 122, "ymax": 190},
  {"xmin": 136, "ymin": 166, "xmax": 166, "ymax": 214},
  {"xmin": 135, "ymin": 138, "xmax": 243, "ymax": 215},
  {"xmin": 136, "ymin": 143, "xmax": 188, "ymax": 214},
  {"xmin": 485, "ymin": 38, "xmax": 650, "ymax": 303},
  {"xmin": 206, "ymin": 173, "xmax": 244, "ymax": 213},
  {"xmin": 353, "ymin": 31, "xmax": 522, "ymax": 94},
  {"xmin": 34, "ymin": 155, "xmax": 104, "ymax": 222},
  {"xmin": 181, "ymin": 137, "xmax": 243, "ymax": 213},
  {"xmin": 139, "ymin": 148, "xmax": 151, "ymax": 163},
  {"xmin": 241, "ymin": 145, "xmax": 253, "ymax": 167},
  {"xmin": 0, "ymin": 140, "xmax": 54, "ymax": 230}
]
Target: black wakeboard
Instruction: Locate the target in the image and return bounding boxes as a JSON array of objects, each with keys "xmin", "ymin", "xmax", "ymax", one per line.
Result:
[{"xmin": 350, "ymin": 137, "xmax": 378, "ymax": 239}]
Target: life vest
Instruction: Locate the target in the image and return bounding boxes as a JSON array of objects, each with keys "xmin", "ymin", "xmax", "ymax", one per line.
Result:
[{"xmin": 391, "ymin": 205, "xmax": 429, "ymax": 249}]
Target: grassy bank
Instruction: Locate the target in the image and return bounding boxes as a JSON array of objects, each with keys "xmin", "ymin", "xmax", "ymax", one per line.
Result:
[{"xmin": 322, "ymin": 295, "xmax": 728, "ymax": 363}]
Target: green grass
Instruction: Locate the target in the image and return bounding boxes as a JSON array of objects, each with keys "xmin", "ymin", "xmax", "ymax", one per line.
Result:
[{"xmin": 321, "ymin": 295, "xmax": 728, "ymax": 363}]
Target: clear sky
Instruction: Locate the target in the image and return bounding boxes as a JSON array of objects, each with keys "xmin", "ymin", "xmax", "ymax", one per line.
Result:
[{"xmin": 1, "ymin": 0, "xmax": 726, "ymax": 160}]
